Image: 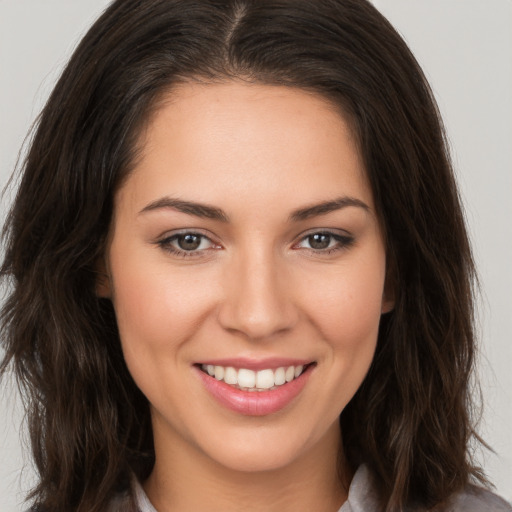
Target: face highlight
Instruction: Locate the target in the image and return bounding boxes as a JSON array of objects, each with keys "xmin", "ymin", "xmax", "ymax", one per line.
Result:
[{"xmin": 102, "ymin": 81, "xmax": 392, "ymax": 477}]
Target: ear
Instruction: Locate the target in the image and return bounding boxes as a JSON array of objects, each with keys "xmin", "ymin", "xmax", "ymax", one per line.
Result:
[
  {"xmin": 381, "ymin": 292, "xmax": 395, "ymax": 314},
  {"xmin": 95, "ymin": 257, "xmax": 112, "ymax": 298}
]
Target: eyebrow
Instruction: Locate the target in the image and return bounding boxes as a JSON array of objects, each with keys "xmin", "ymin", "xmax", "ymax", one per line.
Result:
[
  {"xmin": 289, "ymin": 196, "xmax": 370, "ymax": 221},
  {"xmin": 139, "ymin": 197, "xmax": 229, "ymax": 222},
  {"xmin": 139, "ymin": 195, "xmax": 369, "ymax": 222}
]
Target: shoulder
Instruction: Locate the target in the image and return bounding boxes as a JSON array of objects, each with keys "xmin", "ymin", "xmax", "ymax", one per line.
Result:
[
  {"xmin": 105, "ymin": 494, "xmax": 129, "ymax": 512},
  {"xmin": 439, "ymin": 485, "xmax": 512, "ymax": 512},
  {"xmin": 24, "ymin": 493, "xmax": 137, "ymax": 512},
  {"xmin": 106, "ymin": 475, "xmax": 157, "ymax": 512},
  {"xmin": 347, "ymin": 465, "xmax": 511, "ymax": 512}
]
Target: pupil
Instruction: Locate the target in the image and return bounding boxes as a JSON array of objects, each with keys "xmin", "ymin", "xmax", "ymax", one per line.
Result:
[
  {"xmin": 309, "ymin": 233, "xmax": 331, "ymax": 249},
  {"xmin": 178, "ymin": 234, "xmax": 201, "ymax": 250}
]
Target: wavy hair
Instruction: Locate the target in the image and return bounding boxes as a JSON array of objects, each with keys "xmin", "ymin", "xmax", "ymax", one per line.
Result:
[{"xmin": 1, "ymin": 0, "xmax": 486, "ymax": 510}]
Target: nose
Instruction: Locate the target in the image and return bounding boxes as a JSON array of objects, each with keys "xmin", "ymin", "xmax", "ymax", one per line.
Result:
[{"xmin": 217, "ymin": 247, "xmax": 298, "ymax": 341}]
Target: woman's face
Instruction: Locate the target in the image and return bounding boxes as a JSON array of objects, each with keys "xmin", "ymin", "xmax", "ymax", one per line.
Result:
[{"xmin": 102, "ymin": 82, "xmax": 392, "ymax": 473}]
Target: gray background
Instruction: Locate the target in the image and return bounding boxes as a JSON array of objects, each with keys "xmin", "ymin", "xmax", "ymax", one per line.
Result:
[{"xmin": 1, "ymin": 1, "xmax": 511, "ymax": 510}]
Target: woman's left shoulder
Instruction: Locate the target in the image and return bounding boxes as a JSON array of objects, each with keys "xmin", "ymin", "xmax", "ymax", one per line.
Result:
[{"xmin": 442, "ymin": 485, "xmax": 512, "ymax": 512}]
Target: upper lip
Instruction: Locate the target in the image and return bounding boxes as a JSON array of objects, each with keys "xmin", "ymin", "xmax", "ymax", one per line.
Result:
[{"xmin": 196, "ymin": 357, "xmax": 314, "ymax": 371}]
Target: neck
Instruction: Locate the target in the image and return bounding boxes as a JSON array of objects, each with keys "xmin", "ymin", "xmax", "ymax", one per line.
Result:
[{"xmin": 144, "ymin": 421, "xmax": 351, "ymax": 512}]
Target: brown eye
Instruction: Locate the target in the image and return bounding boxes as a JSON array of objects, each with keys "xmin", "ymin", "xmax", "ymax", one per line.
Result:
[
  {"xmin": 295, "ymin": 231, "xmax": 354, "ymax": 254},
  {"xmin": 177, "ymin": 234, "xmax": 202, "ymax": 251},
  {"xmin": 158, "ymin": 232, "xmax": 216, "ymax": 255},
  {"xmin": 308, "ymin": 233, "xmax": 332, "ymax": 250}
]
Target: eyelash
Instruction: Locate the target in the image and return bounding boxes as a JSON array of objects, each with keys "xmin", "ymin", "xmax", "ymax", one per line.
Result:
[
  {"xmin": 156, "ymin": 230, "xmax": 354, "ymax": 258},
  {"xmin": 157, "ymin": 231, "xmax": 219, "ymax": 258},
  {"xmin": 293, "ymin": 231, "xmax": 355, "ymax": 255}
]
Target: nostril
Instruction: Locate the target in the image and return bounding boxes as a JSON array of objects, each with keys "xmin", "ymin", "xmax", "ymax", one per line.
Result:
[{"xmin": 217, "ymin": 301, "xmax": 298, "ymax": 340}]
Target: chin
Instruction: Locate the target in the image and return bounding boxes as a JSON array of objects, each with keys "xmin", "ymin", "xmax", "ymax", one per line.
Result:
[
  {"xmin": 193, "ymin": 420, "xmax": 337, "ymax": 475},
  {"xmin": 205, "ymin": 442, "xmax": 306, "ymax": 474}
]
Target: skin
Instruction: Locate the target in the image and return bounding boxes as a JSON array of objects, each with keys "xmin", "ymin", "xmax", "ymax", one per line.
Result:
[{"xmin": 99, "ymin": 81, "xmax": 393, "ymax": 512}]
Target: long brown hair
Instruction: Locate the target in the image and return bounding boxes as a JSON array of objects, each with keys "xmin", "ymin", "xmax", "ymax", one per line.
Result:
[{"xmin": 1, "ymin": 1, "xmax": 486, "ymax": 510}]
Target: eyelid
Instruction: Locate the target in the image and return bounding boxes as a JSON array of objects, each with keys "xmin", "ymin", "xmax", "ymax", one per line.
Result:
[
  {"xmin": 292, "ymin": 228, "xmax": 355, "ymax": 252},
  {"xmin": 156, "ymin": 227, "xmax": 219, "ymax": 243},
  {"xmin": 293, "ymin": 227, "xmax": 353, "ymax": 242},
  {"xmin": 155, "ymin": 229, "xmax": 222, "ymax": 258},
  {"xmin": 154, "ymin": 227, "xmax": 354, "ymax": 259}
]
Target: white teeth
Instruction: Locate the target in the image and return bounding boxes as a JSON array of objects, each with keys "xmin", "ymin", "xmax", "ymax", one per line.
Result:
[
  {"xmin": 214, "ymin": 366, "xmax": 224, "ymax": 380},
  {"xmin": 238, "ymin": 368, "xmax": 256, "ymax": 388},
  {"xmin": 256, "ymin": 369, "xmax": 274, "ymax": 389},
  {"xmin": 201, "ymin": 363, "xmax": 309, "ymax": 390},
  {"xmin": 224, "ymin": 366, "xmax": 238, "ymax": 385},
  {"xmin": 274, "ymin": 367, "xmax": 286, "ymax": 386}
]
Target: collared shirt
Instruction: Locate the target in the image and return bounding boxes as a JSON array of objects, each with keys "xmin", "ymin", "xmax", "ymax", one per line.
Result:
[{"xmin": 108, "ymin": 465, "xmax": 512, "ymax": 512}]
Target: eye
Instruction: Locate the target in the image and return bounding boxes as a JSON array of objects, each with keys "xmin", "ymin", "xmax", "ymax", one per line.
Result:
[
  {"xmin": 157, "ymin": 231, "xmax": 218, "ymax": 256},
  {"xmin": 173, "ymin": 233, "xmax": 209, "ymax": 251},
  {"xmin": 295, "ymin": 231, "xmax": 354, "ymax": 253}
]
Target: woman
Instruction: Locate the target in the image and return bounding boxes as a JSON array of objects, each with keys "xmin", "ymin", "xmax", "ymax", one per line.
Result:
[{"xmin": 1, "ymin": 1, "xmax": 510, "ymax": 511}]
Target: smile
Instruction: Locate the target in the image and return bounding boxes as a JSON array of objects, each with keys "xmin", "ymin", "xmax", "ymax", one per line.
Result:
[
  {"xmin": 195, "ymin": 361, "xmax": 315, "ymax": 416},
  {"xmin": 200, "ymin": 364, "xmax": 306, "ymax": 391}
]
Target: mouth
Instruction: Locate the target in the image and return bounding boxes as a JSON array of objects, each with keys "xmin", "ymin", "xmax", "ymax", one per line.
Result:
[
  {"xmin": 194, "ymin": 360, "xmax": 316, "ymax": 416},
  {"xmin": 198, "ymin": 363, "xmax": 312, "ymax": 392}
]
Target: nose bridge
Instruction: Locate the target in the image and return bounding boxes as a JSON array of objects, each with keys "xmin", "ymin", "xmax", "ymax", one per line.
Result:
[{"xmin": 218, "ymin": 243, "xmax": 296, "ymax": 340}]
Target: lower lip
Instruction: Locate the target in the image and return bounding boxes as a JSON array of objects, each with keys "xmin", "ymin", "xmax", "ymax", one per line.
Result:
[{"xmin": 195, "ymin": 365, "xmax": 314, "ymax": 416}]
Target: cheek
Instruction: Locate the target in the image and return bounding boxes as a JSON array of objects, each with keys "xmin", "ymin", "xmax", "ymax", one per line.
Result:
[
  {"xmin": 306, "ymin": 258, "xmax": 385, "ymax": 410},
  {"xmin": 108, "ymin": 247, "xmax": 218, "ymax": 362},
  {"xmin": 297, "ymin": 256, "xmax": 386, "ymax": 346},
  {"xmin": 108, "ymin": 255, "xmax": 221, "ymax": 417}
]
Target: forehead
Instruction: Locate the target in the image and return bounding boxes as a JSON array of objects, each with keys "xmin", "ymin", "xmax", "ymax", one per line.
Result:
[{"xmin": 118, "ymin": 81, "xmax": 373, "ymax": 215}]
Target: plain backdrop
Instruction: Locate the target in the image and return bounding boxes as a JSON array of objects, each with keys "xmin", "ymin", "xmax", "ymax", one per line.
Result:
[{"xmin": 1, "ymin": 1, "xmax": 511, "ymax": 510}]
